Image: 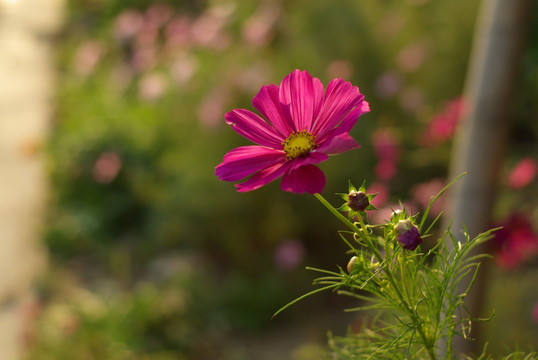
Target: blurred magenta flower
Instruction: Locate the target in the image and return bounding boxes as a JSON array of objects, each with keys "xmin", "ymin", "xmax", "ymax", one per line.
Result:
[
  {"xmin": 508, "ymin": 157, "xmax": 537, "ymax": 189},
  {"xmin": 215, "ymin": 69, "xmax": 370, "ymax": 194},
  {"xmin": 491, "ymin": 214, "xmax": 538, "ymax": 269},
  {"xmin": 533, "ymin": 303, "xmax": 538, "ymax": 324}
]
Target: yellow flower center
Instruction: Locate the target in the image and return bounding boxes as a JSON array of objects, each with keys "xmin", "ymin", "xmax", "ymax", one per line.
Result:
[{"xmin": 282, "ymin": 130, "xmax": 317, "ymax": 160}]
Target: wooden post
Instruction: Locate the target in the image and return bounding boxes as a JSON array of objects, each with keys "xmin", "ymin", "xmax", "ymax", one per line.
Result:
[
  {"xmin": 0, "ymin": 0, "xmax": 64, "ymax": 358},
  {"xmin": 443, "ymin": 0, "xmax": 531, "ymax": 356}
]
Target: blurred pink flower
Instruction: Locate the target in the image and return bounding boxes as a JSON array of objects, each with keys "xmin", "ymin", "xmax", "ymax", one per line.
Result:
[
  {"xmin": 73, "ymin": 40, "xmax": 104, "ymax": 76},
  {"xmin": 491, "ymin": 214, "xmax": 538, "ymax": 269},
  {"xmin": 399, "ymin": 87, "xmax": 423, "ymax": 113},
  {"xmin": 191, "ymin": 4, "xmax": 234, "ymax": 49},
  {"xmin": 508, "ymin": 157, "xmax": 537, "ymax": 189},
  {"xmin": 198, "ymin": 88, "xmax": 231, "ymax": 131},
  {"xmin": 372, "ymin": 128, "xmax": 400, "ymax": 162},
  {"xmin": 274, "ymin": 239, "xmax": 305, "ymax": 272},
  {"xmin": 421, "ymin": 97, "xmax": 465, "ymax": 145},
  {"xmin": 378, "ymin": 11, "xmax": 404, "ymax": 39},
  {"xmin": 135, "ymin": 21, "xmax": 159, "ymax": 47},
  {"xmin": 138, "ymin": 72, "xmax": 167, "ymax": 101},
  {"xmin": 397, "ymin": 42, "xmax": 427, "ymax": 72},
  {"xmin": 371, "ymin": 128, "xmax": 400, "ymax": 181},
  {"xmin": 375, "ymin": 159, "xmax": 397, "ymax": 181},
  {"xmin": 170, "ymin": 54, "xmax": 198, "ymax": 85},
  {"xmin": 366, "ymin": 182, "xmax": 389, "ymax": 208},
  {"xmin": 164, "ymin": 16, "xmax": 192, "ymax": 49},
  {"xmin": 114, "ymin": 10, "xmax": 144, "ymax": 41},
  {"xmin": 411, "ymin": 178, "xmax": 445, "ymax": 215},
  {"xmin": 130, "ymin": 46, "xmax": 157, "ymax": 72},
  {"xmin": 215, "ymin": 69, "xmax": 370, "ymax": 194},
  {"xmin": 145, "ymin": 3, "xmax": 173, "ymax": 28},
  {"xmin": 242, "ymin": 1, "xmax": 280, "ymax": 47},
  {"xmin": 93, "ymin": 152, "xmax": 122, "ymax": 184},
  {"xmin": 235, "ymin": 63, "xmax": 272, "ymax": 93},
  {"xmin": 326, "ymin": 60, "xmax": 354, "ymax": 81},
  {"xmin": 374, "ymin": 71, "xmax": 402, "ymax": 99}
]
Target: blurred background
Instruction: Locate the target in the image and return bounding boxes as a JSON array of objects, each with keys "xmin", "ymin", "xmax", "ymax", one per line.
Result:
[{"xmin": 0, "ymin": 0, "xmax": 537, "ymax": 359}]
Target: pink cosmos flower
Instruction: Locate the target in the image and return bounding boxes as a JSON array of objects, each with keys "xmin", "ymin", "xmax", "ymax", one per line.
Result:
[{"xmin": 215, "ymin": 69, "xmax": 370, "ymax": 194}]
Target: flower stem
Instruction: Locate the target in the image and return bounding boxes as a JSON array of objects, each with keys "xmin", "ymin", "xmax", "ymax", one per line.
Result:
[
  {"xmin": 313, "ymin": 193, "xmax": 357, "ymax": 233},
  {"xmin": 313, "ymin": 192, "xmax": 437, "ymax": 360}
]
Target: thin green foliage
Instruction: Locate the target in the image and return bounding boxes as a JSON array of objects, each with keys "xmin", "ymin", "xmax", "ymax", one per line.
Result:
[{"xmin": 273, "ymin": 175, "xmax": 510, "ymax": 359}]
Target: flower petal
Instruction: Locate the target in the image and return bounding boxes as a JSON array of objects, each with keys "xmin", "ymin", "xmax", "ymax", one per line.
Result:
[
  {"xmin": 312, "ymin": 78, "xmax": 365, "ymax": 138},
  {"xmin": 281, "ymin": 164, "xmax": 326, "ymax": 194},
  {"xmin": 279, "ymin": 70, "xmax": 325, "ymax": 132},
  {"xmin": 225, "ymin": 109, "xmax": 284, "ymax": 147},
  {"xmin": 316, "ymin": 100, "xmax": 370, "ymax": 145},
  {"xmin": 335, "ymin": 101, "xmax": 370, "ymax": 134},
  {"xmin": 235, "ymin": 160, "xmax": 291, "ymax": 192},
  {"xmin": 317, "ymin": 132, "xmax": 361, "ymax": 155},
  {"xmin": 215, "ymin": 146, "xmax": 285, "ymax": 181},
  {"xmin": 252, "ymin": 84, "xmax": 293, "ymax": 138},
  {"xmin": 289, "ymin": 152, "xmax": 328, "ymax": 171}
]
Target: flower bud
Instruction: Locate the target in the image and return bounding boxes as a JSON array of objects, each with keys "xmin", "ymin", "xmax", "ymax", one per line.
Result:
[
  {"xmin": 347, "ymin": 190, "xmax": 369, "ymax": 211},
  {"xmin": 391, "ymin": 209, "xmax": 403, "ymax": 220},
  {"xmin": 347, "ymin": 256, "xmax": 359, "ymax": 273},
  {"xmin": 394, "ymin": 219, "xmax": 423, "ymax": 251},
  {"xmin": 394, "ymin": 219, "xmax": 413, "ymax": 234}
]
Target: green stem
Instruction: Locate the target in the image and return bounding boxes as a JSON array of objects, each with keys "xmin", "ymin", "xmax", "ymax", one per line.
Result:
[
  {"xmin": 313, "ymin": 193, "xmax": 358, "ymax": 233},
  {"xmin": 314, "ymin": 192, "xmax": 437, "ymax": 360}
]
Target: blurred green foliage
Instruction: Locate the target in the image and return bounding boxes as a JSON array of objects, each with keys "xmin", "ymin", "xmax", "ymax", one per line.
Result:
[{"xmin": 25, "ymin": 0, "xmax": 537, "ymax": 359}]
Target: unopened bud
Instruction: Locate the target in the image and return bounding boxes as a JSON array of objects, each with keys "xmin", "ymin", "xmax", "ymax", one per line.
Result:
[
  {"xmin": 347, "ymin": 190, "xmax": 369, "ymax": 211},
  {"xmin": 394, "ymin": 220, "xmax": 423, "ymax": 251},
  {"xmin": 347, "ymin": 256, "xmax": 359, "ymax": 273},
  {"xmin": 394, "ymin": 219, "xmax": 413, "ymax": 234},
  {"xmin": 391, "ymin": 209, "xmax": 403, "ymax": 220}
]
